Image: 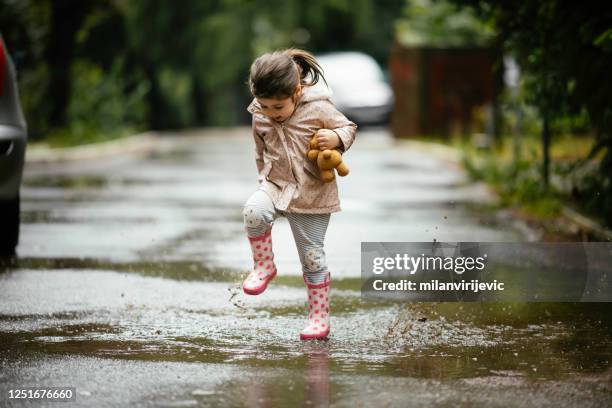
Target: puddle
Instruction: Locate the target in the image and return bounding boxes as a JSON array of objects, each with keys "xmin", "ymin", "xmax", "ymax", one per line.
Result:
[
  {"xmin": 1, "ymin": 271, "xmax": 610, "ymax": 382},
  {"xmin": 2, "ymin": 243, "xmax": 611, "ymax": 385}
]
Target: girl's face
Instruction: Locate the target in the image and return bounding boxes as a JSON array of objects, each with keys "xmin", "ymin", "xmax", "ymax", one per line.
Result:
[{"xmin": 256, "ymin": 86, "xmax": 301, "ymax": 123}]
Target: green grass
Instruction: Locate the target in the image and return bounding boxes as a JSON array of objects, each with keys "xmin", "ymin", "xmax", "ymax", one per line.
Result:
[
  {"xmin": 42, "ymin": 125, "xmax": 137, "ymax": 148},
  {"xmin": 457, "ymin": 133, "xmax": 600, "ymax": 221}
]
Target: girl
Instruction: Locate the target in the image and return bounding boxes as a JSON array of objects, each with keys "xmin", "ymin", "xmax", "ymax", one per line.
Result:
[{"xmin": 242, "ymin": 48, "xmax": 357, "ymax": 340}]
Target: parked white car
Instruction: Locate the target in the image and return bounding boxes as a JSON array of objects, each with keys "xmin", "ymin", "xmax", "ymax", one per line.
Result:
[
  {"xmin": 0, "ymin": 34, "xmax": 27, "ymax": 256},
  {"xmin": 315, "ymin": 52, "xmax": 393, "ymax": 125}
]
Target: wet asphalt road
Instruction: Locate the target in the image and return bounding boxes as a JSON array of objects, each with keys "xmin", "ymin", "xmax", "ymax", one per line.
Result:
[{"xmin": 1, "ymin": 128, "xmax": 610, "ymax": 407}]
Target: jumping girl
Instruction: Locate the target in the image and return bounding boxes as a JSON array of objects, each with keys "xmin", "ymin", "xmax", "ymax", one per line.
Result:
[{"xmin": 242, "ymin": 48, "xmax": 357, "ymax": 340}]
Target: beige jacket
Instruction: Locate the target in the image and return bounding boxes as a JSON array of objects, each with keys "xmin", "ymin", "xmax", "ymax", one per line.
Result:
[{"xmin": 247, "ymin": 84, "xmax": 358, "ymax": 214}]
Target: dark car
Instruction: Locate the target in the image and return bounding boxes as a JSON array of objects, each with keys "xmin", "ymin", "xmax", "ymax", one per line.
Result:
[
  {"xmin": 0, "ymin": 35, "xmax": 27, "ymax": 256},
  {"xmin": 315, "ymin": 52, "xmax": 394, "ymax": 125}
]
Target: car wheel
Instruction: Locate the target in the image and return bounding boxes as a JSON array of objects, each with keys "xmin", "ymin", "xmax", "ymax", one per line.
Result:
[{"xmin": 0, "ymin": 193, "xmax": 20, "ymax": 257}]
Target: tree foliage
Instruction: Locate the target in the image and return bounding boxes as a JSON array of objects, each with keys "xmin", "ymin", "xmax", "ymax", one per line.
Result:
[
  {"xmin": 0, "ymin": 0, "xmax": 403, "ymax": 138},
  {"xmin": 449, "ymin": 0, "xmax": 612, "ymax": 224},
  {"xmin": 395, "ymin": 0, "xmax": 495, "ymax": 47}
]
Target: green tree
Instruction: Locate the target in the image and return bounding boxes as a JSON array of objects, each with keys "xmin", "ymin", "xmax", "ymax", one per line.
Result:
[{"xmin": 451, "ymin": 0, "xmax": 612, "ymax": 222}]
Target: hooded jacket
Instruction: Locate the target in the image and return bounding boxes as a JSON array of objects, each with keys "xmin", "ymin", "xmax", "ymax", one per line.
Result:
[{"xmin": 247, "ymin": 84, "xmax": 358, "ymax": 213}]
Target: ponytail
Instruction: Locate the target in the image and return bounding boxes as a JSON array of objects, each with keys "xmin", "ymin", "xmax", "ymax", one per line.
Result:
[
  {"xmin": 248, "ymin": 48, "xmax": 327, "ymax": 99},
  {"xmin": 285, "ymin": 48, "xmax": 327, "ymax": 88}
]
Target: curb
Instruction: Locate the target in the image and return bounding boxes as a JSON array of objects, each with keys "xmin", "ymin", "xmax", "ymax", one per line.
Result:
[
  {"xmin": 561, "ymin": 206, "xmax": 612, "ymax": 241},
  {"xmin": 25, "ymin": 132, "xmax": 160, "ymax": 164}
]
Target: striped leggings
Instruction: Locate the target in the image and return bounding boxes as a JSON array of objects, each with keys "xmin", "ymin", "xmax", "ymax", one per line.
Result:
[{"xmin": 242, "ymin": 189, "xmax": 330, "ymax": 285}]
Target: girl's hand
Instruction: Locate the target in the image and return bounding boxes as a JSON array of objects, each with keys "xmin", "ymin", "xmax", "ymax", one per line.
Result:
[{"xmin": 316, "ymin": 129, "xmax": 341, "ymax": 150}]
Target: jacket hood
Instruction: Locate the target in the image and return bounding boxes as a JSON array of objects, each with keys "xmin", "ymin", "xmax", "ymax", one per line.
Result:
[{"xmin": 247, "ymin": 82, "xmax": 333, "ymax": 114}]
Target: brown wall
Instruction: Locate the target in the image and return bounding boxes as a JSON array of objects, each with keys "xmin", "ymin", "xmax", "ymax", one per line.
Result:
[{"xmin": 390, "ymin": 45, "xmax": 499, "ymax": 139}]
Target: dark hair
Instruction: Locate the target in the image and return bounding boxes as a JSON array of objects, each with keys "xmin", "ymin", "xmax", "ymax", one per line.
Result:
[{"xmin": 248, "ymin": 48, "xmax": 327, "ymax": 99}]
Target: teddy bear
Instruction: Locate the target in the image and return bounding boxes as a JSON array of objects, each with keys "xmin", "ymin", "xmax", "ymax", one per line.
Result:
[{"xmin": 307, "ymin": 132, "xmax": 350, "ymax": 183}]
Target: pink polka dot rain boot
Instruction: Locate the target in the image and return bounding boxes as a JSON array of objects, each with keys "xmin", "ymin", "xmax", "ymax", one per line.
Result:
[
  {"xmin": 300, "ymin": 272, "xmax": 331, "ymax": 340},
  {"xmin": 243, "ymin": 229, "xmax": 277, "ymax": 295}
]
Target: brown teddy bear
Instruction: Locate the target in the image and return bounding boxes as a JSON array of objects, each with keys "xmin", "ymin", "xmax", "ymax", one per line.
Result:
[{"xmin": 307, "ymin": 132, "xmax": 350, "ymax": 183}]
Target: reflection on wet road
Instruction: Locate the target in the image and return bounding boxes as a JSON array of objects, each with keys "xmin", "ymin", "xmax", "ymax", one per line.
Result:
[{"xmin": 1, "ymin": 128, "xmax": 610, "ymax": 407}]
